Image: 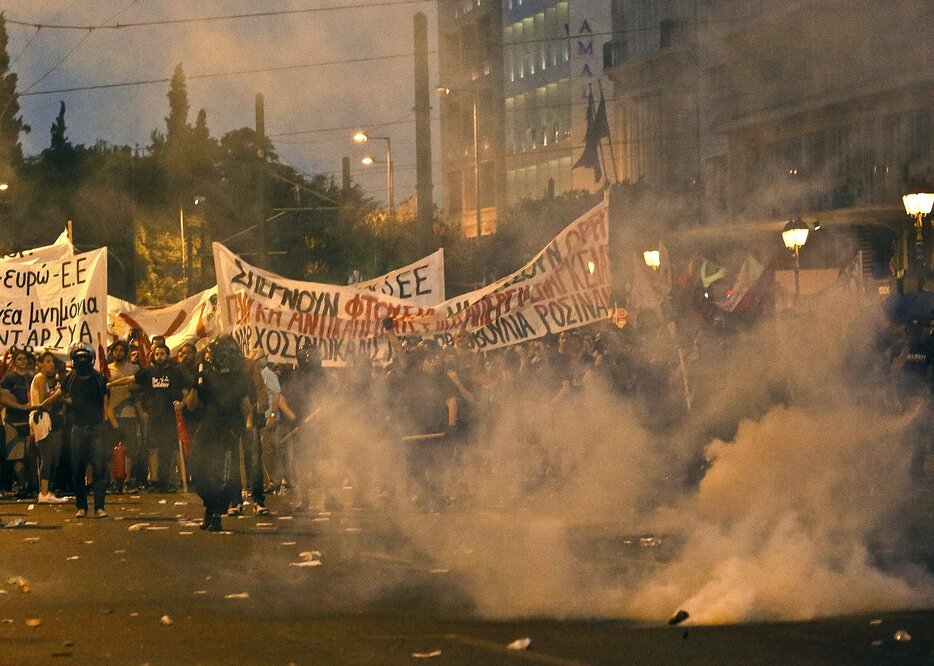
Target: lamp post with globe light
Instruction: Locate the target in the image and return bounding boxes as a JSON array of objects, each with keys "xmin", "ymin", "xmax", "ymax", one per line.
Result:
[
  {"xmin": 902, "ymin": 183, "xmax": 934, "ymax": 292},
  {"xmin": 354, "ymin": 131, "xmax": 393, "ymax": 215},
  {"xmin": 782, "ymin": 217, "xmax": 809, "ymax": 298}
]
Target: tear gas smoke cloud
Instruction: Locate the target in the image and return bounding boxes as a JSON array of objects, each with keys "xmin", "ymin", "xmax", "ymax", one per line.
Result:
[{"xmin": 284, "ymin": 290, "xmax": 933, "ymax": 624}]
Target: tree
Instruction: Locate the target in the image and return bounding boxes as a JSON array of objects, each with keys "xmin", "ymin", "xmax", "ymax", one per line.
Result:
[
  {"xmin": 49, "ymin": 101, "xmax": 70, "ymax": 153},
  {"xmin": 164, "ymin": 63, "xmax": 190, "ymax": 146},
  {"xmin": 0, "ymin": 12, "xmax": 29, "ymax": 172}
]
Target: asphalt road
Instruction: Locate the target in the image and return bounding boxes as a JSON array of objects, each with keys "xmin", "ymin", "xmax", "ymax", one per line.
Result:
[{"xmin": 1, "ymin": 492, "xmax": 931, "ymax": 665}]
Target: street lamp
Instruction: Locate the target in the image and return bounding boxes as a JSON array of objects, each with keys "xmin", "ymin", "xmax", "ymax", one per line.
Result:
[
  {"xmin": 782, "ymin": 217, "xmax": 809, "ymax": 297},
  {"xmin": 180, "ymin": 195, "xmax": 206, "ymax": 295},
  {"xmin": 643, "ymin": 249, "xmax": 661, "ymax": 270},
  {"xmin": 902, "ymin": 187, "xmax": 934, "ymax": 243},
  {"xmin": 353, "ymin": 130, "xmax": 393, "ymax": 214},
  {"xmin": 437, "ymin": 86, "xmax": 481, "ymax": 238}
]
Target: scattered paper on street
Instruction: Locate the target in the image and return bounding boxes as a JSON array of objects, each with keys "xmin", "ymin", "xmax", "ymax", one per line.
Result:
[
  {"xmin": 411, "ymin": 649, "xmax": 442, "ymax": 659},
  {"xmin": 506, "ymin": 638, "xmax": 532, "ymax": 650}
]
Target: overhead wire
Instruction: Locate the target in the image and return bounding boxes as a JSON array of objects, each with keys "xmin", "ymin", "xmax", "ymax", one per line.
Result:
[{"xmin": 3, "ymin": 0, "xmax": 433, "ymax": 30}]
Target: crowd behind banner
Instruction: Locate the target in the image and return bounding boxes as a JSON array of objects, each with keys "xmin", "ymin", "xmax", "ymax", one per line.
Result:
[{"xmin": 1, "ymin": 204, "xmax": 932, "ymax": 517}]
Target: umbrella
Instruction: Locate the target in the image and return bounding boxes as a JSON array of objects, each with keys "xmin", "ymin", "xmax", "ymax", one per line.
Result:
[{"xmin": 883, "ymin": 291, "xmax": 934, "ymax": 323}]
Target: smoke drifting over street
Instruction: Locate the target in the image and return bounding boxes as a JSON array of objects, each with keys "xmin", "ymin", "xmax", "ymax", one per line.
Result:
[{"xmin": 293, "ymin": 290, "xmax": 934, "ymax": 624}]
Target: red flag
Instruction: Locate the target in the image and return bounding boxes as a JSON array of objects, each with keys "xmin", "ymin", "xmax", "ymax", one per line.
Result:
[
  {"xmin": 97, "ymin": 334, "xmax": 111, "ymax": 379},
  {"xmin": 175, "ymin": 402, "xmax": 192, "ymax": 457}
]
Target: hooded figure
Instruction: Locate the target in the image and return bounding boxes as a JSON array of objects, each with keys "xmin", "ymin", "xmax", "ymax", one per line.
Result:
[{"xmin": 189, "ymin": 337, "xmax": 253, "ymax": 531}]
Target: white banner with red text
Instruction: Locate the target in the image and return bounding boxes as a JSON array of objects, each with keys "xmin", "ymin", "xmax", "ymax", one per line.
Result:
[{"xmin": 213, "ymin": 199, "xmax": 610, "ymax": 365}]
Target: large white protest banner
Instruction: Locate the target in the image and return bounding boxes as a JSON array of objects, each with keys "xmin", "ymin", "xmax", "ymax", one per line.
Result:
[
  {"xmin": 107, "ymin": 287, "xmax": 219, "ymax": 353},
  {"xmin": 0, "ymin": 248, "xmax": 107, "ymax": 354},
  {"xmin": 104, "ymin": 249, "xmax": 445, "ymax": 354},
  {"xmin": 1, "ymin": 228, "xmax": 74, "ymax": 264},
  {"xmin": 214, "ymin": 198, "xmax": 610, "ymax": 365},
  {"xmin": 355, "ymin": 249, "xmax": 445, "ymax": 306}
]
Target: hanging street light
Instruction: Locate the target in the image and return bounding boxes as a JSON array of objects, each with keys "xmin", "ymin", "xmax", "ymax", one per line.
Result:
[
  {"xmin": 643, "ymin": 249, "xmax": 661, "ymax": 270},
  {"xmin": 782, "ymin": 217, "xmax": 809, "ymax": 298}
]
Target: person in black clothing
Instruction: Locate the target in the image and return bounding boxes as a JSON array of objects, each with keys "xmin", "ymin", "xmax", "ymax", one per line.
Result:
[
  {"xmin": 189, "ymin": 336, "xmax": 253, "ymax": 531},
  {"xmin": 113, "ymin": 344, "xmax": 190, "ymax": 492},
  {"xmin": 62, "ymin": 342, "xmax": 120, "ymax": 518},
  {"xmin": 2, "ymin": 348, "xmax": 38, "ymax": 497}
]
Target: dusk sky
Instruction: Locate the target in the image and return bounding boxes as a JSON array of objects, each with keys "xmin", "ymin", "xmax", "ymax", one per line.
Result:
[{"xmin": 2, "ymin": 0, "xmax": 439, "ymax": 205}]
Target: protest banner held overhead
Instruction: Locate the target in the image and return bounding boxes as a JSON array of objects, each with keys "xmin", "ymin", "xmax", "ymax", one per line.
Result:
[
  {"xmin": 355, "ymin": 249, "xmax": 445, "ymax": 307},
  {"xmin": 0, "ymin": 247, "xmax": 107, "ymax": 354},
  {"xmin": 214, "ymin": 198, "xmax": 611, "ymax": 365},
  {"xmin": 107, "ymin": 288, "xmax": 220, "ymax": 353}
]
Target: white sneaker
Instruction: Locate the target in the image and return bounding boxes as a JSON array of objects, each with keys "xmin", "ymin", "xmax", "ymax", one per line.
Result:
[
  {"xmin": 38, "ymin": 492, "xmax": 67, "ymax": 504},
  {"xmin": 94, "ymin": 509, "xmax": 109, "ymax": 519},
  {"xmin": 75, "ymin": 509, "xmax": 87, "ymax": 518}
]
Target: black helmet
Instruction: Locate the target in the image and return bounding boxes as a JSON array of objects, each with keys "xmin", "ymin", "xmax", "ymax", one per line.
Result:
[
  {"xmin": 68, "ymin": 341, "xmax": 95, "ymax": 360},
  {"xmin": 205, "ymin": 335, "xmax": 243, "ymax": 373}
]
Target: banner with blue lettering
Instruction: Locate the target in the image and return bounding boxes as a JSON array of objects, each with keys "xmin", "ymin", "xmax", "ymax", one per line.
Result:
[{"xmin": 213, "ymin": 198, "xmax": 610, "ymax": 365}]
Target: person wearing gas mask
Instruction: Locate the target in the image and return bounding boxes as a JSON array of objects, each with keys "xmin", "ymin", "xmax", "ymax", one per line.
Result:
[
  {"xmin": 61, "ymin": 342, "xmax": 120, "ymax": 518},
  {"xmin": 189, "ymin": 336, "xmax": 253, "ymax": 532},
  {"xmin": 276, "ymin": 342, "xmax": 328, "ymax": 512}
]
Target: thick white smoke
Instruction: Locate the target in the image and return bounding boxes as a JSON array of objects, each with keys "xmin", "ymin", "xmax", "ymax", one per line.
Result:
[{"xmin": 286, "ymin": 287, "xmax": 934, "ymax": 623}]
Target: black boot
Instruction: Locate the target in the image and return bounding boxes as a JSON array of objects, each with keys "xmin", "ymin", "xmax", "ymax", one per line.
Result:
[
  {"xmin": 208, "ymin": 514, "xmax": 223, "ymax": 532},
  {"xmin": 200, "ymin": 508, "xmax": 211, "ymax": 530}
]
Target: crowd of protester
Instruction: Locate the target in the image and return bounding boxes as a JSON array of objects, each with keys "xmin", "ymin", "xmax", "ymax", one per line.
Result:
[{"xmin": 1, "ymin": 310, "xmax": 933, "ymax": 528}]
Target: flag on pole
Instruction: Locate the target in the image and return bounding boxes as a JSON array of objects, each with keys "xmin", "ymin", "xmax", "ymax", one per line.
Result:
[{"xmin": 573, "ymin": 89, "xmax": 603, "ymax": 182}]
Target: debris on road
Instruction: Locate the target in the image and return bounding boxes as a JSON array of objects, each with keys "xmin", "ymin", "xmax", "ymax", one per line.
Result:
[
  {"xmin": 5, "ymin": 518, "xmax": 25, "ymax": 528},
  {"xmin": 25, "ymin": 618, "xmax": 42, "ymax": 628},
  {"xmin": 160, "ymin": 615, "xmax": 173, "ymax": 626},
  {"xmin": 669, "ymin": 610, "xmax": 690, "ymax": 626},
  {"xmin": 869, "ymin": 618, "xmax": 882, "ymax": 625},
  {"xmin": 82, "ymin": 540, "xmax": 93, "ymax": 545},
  {"xmin": 158, "ymin": 499, "xmax": 167, "ymax": 505},
  {"xmin": 8, "ymin": 576, "xmax": 30, "ymax": 592},
  {"xmin": 173, "ymin": 501, "xmax": 188, "ymax": 506},
  {"xmin": 224, "ymin": 592, "xmax": 250, "ymax": 599},
  {"xmin": 429, "ymin": 568, "xmax": 450, "ymax": 574},
  {"xmin": 506, "ymin": 638, "xmax": 531, "ymax": 650},
  {"xmin": 193, "ymin": 590, "xmax": 207, "ymax": 595},
  {"xmin": 299, "ymin": 551, "xmax": 321, "ymax": 561},
  {"xmin": 66, "ymin": 556, "xmax": 79, "ymax": 561},
  {"xmin": 289, "ymin": 560, "xmax": 322, "ymax": 568},
  {"xmin": 146, "ymin": 526, "xmax": 169, "ymax": 531},
  {"xmin": 23, "ymin": 537, "xmax": 40, "ymax": 544},
  {"xmin": 127, "ymin": 523, "xmax": 150, "ymax": 532},
  {"xmin": 280, "ymin": 541, "xmax": 297, "ymax": 546},
  {"xmin": 894, "ymin": 629, "xmax": 912, "ymax": 642},
  {"xmin": 411, "ymin": 649, "xmax": 442, "ymax": 659},
  {"xmin": 27, "ymin": 504, "xmax": 34, "ymax": 510},
  {"xmin": 129, "ymin": 612, "xmax": 140, "ymax": 617},
  {"xmin": 178, "ymin": 531, "xmax": 193, "ymax": 536}
]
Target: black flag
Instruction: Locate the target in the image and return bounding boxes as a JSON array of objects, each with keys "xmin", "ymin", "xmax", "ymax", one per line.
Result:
[{"xmin": 573, "ymin": 89, "xmax": 602, "ymax": 182}]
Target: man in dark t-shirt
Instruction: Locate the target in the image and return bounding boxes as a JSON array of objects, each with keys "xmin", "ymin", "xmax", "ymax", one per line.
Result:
[
  {"xmin": 133, "ymin": 344, "xmax": 189, "ymax": 491},
  {"xmin": 2, "ymin": 349, "xmax": 36, "ymax": 496},
  {"xmin": 62, "ymin": 342, "xmax": 119, "ymax": 518}
]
